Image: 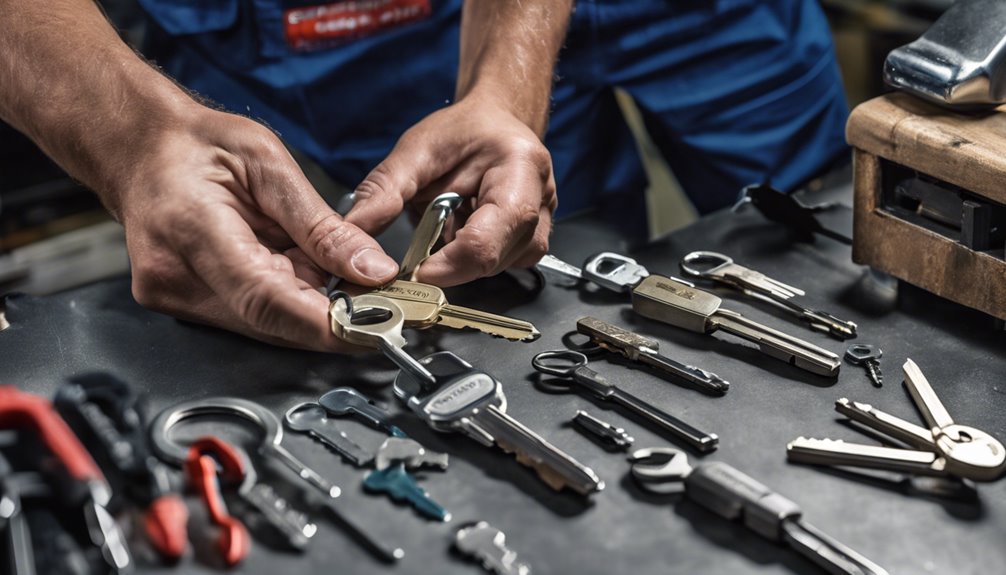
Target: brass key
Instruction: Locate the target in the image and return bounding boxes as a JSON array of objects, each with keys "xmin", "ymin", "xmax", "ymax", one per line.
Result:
[
  {"xmin": 377, "ymin": 280, "xmax": 540, "ymax": 342},
  {"xmin": 632, "ymin": 276, "xmax": 841, "ymax": 377}
]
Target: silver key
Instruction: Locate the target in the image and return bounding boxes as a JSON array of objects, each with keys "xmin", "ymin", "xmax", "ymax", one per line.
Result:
[
  {"xmin": 903, "ymin": 359, "xmax": 1006, "ymax": 480},
  {"xmin": 284, "ymin": 402, "xmax": 372, "ymax": 467},
  {"xmin": 456, "ymin": 521, "xmax": 531, "ymax": 575},
  {"xmin": 631, "ymin": 275, "xmax": 841, "ymax": 377},
  {"xmin": 398, "ymin": 192, "xmax": 462, "ymax": 281},
  {"xmin": 576, "ymin": 316, "xmax": 730, "ymax": 395},
  {"xmin": 394, "ymin": 352, "xmax": 604, "ymax": 495},
  {"xmin": 534, "ymin": 254, "xmax": 583, "ymax": 287},
  {"xmin": 582, "ymin": 252, "xmax": 650, "ymax": 292},
  {"xmin": 318, "ymin": 387, "xmax": 408, "ymax": 438},
  {"xmin": 329, "ymin": 292, "xmax": 437, "ymax": 390},
  {"xmin": 630, "ymin": 447, "xmax": 890, "ymax": 575},
  {"xmin": 679, "ymin": 251, "xmax": 858, "ymax": 340},
  {"xmin": 374, "ymin": 437, "xmax": 449, "ymax": 471}
]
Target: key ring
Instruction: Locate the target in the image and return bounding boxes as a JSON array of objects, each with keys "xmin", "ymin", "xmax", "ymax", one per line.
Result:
[
  {"xmin": 679, "ymin": 251, "xmax": 734, "ymax": 279},
  {"xmin": 531, "ymin": 350, "xmax": 589, "ymax": 378},
  {"xmin": 149, "ymin": 397, "xmax": 283, "ymax": 466}
]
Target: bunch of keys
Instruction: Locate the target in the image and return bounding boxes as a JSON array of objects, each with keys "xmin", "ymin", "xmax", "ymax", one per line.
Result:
[{"xmin": 347, "ymin": 192, "xmax": 540, "ymax": 342}]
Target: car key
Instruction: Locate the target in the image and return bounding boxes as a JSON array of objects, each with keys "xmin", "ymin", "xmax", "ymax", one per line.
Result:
[
  {"xmin": 330, "ymin": 291, "xmax": 438, "ymax": 391},
  {"xmin": 284, "ymin": 403, "xmax": 372, "ymax": 467},
  {"xmin": 631, "ymin": 276, "xmax": 841, "ymax": 377},
  {"xmin": 576, "ymin": 316, "xmax": 729, "ymax": 395},
  {"xmin": 532, "ymin": 350, "xmax": 718, "ymax": 453},
  {"xmin": 394, "ymin": 352, "xmax": 604, "ymax": 495},
  {"xmin": 455, "ymin": 521, "xmax": 531, "ymax": 575},
  {"xmin": 679, "ymin": 251, "xmax": 857, "ymax": 340},
  {"xmin": 630, "ymin": 447, "xmax": 889, "ymax": 575},
  {"xmin": 318, "ymin": 388, "xmax": 408, "ymax": 438}
]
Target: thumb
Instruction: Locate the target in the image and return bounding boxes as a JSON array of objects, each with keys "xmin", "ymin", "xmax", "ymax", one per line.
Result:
[{"xmin": 253, "ymin": 153, "xmax": 399, "ymax": 285}]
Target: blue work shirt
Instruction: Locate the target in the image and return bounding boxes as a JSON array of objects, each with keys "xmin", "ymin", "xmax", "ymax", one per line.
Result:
[{"xmin": 139, "ymin": 0, "xmax": 849, "ymax": 238}]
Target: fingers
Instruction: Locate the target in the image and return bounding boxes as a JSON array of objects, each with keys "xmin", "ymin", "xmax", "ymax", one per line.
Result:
[
  {"xmin": 415, "ymin": 152, "xmax": 554, "ymax": 286},
  {"xmin": 167, "ymin": 202, "xmax": 353, "ymax": 352},
  {"xmin": 242, "ymin": 134, "xmax": 399, "ymax": 286},
  {"xmin": 344, "ymin": 130, "xmax": 450, "ymax": 236}
]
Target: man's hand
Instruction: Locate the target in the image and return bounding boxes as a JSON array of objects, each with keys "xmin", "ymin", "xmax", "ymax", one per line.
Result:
[
  {"xmin": 345, "ymin": 93, "xmax": 556, "ymax": 286},
  {"xmin": 119, "ymin": 110, "xmax": 399, "ymax": 350},
  {"xmin": 346, "ymin": 0, "xmax": 571, "ymax": 287}
]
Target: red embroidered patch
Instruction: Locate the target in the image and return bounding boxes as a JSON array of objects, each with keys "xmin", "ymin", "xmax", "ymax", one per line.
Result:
[{"xmin": 284, "ymin": 0, "xmax": 432, "ymax": 51}]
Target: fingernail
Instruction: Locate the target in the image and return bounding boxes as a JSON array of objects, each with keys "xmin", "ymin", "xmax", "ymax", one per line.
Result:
[{"xmin": 351, "ymin": 248, "xmax": 398, "ymax": 280}]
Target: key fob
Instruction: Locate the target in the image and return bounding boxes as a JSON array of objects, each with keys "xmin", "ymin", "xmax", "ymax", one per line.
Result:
[{"xmin": 393, "ymin": 352, "xmax": 502, "ymax": 427}]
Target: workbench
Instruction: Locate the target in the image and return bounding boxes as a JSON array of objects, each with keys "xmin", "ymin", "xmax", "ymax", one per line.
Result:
[{"xmin": 2, "ymin": 181, "xmax": 1004, "ymax": 575}]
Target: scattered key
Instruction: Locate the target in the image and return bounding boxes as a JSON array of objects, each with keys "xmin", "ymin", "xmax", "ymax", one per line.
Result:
[
  {"xmin": 788, "ymin": 359, "xmax": 1006, "ymax": 482},
  {"xmin": 630, "ymin": 447, "xmax": 889, "ymax": 575},
  {"xmin": 456, "ymin": 521, "xmax": 531, "ymax": 575},
  {"xmin": 319, "ymin": 387, "xmax": 408, "ymax": 438},
  {"xmin": 844, "ymin": 344, "xmax": 883, "ymax": 387},
  {"xmin": 576, "ymin": 316, "xmax": 729, "ymax": 395},
  {"xmin": 364, "ymin": 464, "xmax": 451, "ymax": 522},
  {"xmin": 532, "ymin": 349, "xmax": 718, "ymax": 453},
  {"xmin": 679, "ymin": 251, "xmax": 857, "ymax": 340},
  {"xmin": 394, "ymin": 351, "xmax": 604, "ymax": 496},
  {"xmin": 630, "ymin": 275, "xmax": 841, "ymax": 376},
  {"xmin": 284, "ymin": 402, "xmax": 372, "ymax": 467},
  {"xmin": 150, "ymin": 396, "xmax": 405, "ymax": 563},
  {"xmin": 572, "ymin": 410, "xmax": 634, "ymax": 451},
  {"xmin": 374, "ymin": 437, "xmax": 448, "ymax": 472}
]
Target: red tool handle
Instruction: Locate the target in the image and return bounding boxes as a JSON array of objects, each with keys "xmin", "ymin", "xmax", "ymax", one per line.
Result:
[
  {"xmin": 184, "ymin": 436, "xmax": 251, "ymax": 566},
  {"xmin": 144, "ymin": 495, "xmax": 189, "ymax": 562},
  {"xmin": 0, "ymin": 385, "xmax": 105, "ymax": 483}
]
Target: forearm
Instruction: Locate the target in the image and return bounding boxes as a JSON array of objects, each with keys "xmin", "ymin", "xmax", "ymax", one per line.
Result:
[
  {"xmin": 456, "ymin": 0, "xmax": 573, "ymax": 137},
  {"xmin": 0, "ymin": 0, "xmax": 198, "ymax": 216}
]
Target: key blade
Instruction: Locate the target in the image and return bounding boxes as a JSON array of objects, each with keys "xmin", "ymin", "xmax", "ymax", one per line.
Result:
[
  {"xmin": 834, "ymin": 398, "xmax": 935, "ymax": 450},
  {"xmin": 284, "ymin": 403, "xmax": 373, "ymax": 467},
  {"xmin": 474, "ymin": 405, "xmax": 603, "ymax": 495},
  {"xmin": 786, "ymin": 437, "xmax": 948, "ymax": 476},
  {"xmin": 576, "ymin": 316, "xmax": 729, "ymax": 394},
  {"xmin": 535, "ymin": 254, "xmax": 583, "ymax": 287},
  {"xmin": 437, "ymin": 305, "xmax": 540, "ymax": 342},
  {"xmin": 456, "ymin": 521, "xmax": 532, "ymax": 575},
  {"xmin": 902, "ymin": 359, "xmax": 955, "ymax": 430},
  {"xmin": 241, "ymin": 482, "xmax": 317, "ymax": 548},
  {"xmin": 399, "ymin": 192, "xmax": 462, "ymax": 281},
  {"xmin": 782, "ymin": 519, "xmax": 890, "ymax": 575},
  {"xmin": 711, "ymin": 309, "xmax": 841, "ymax": 376},
  {"xmin": 609, "ymin": 388, "xmax": 719, "ymax": 452}
]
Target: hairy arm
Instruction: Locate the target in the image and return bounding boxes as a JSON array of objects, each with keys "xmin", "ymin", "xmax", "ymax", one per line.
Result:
[{"xmin": 0, "ymin": 0, "xmax": 398, "ymax": 350}]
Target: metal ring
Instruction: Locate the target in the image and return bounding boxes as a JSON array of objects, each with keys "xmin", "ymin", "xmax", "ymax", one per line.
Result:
[
  {"xmin": 149, "ymin": 397, "xmax": 282, "ymax": 466},
  {"xmin": 679, "ymin": 251, "xmax": 734, "ymax": 278},
  {"xmin": 531, "ymin": 350, "xmax": 588, "ymax": 377}
]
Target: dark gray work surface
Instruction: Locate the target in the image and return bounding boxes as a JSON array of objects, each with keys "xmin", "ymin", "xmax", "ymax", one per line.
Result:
[{"xmin": 2, "ymin": 185, "xmax": 1005, "ymax": 575}]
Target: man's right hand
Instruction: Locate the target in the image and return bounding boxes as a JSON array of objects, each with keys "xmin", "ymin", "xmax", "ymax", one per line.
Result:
[{"xmin": 117, "ymin": 108, "xmax": 399, "ymax": 351}]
